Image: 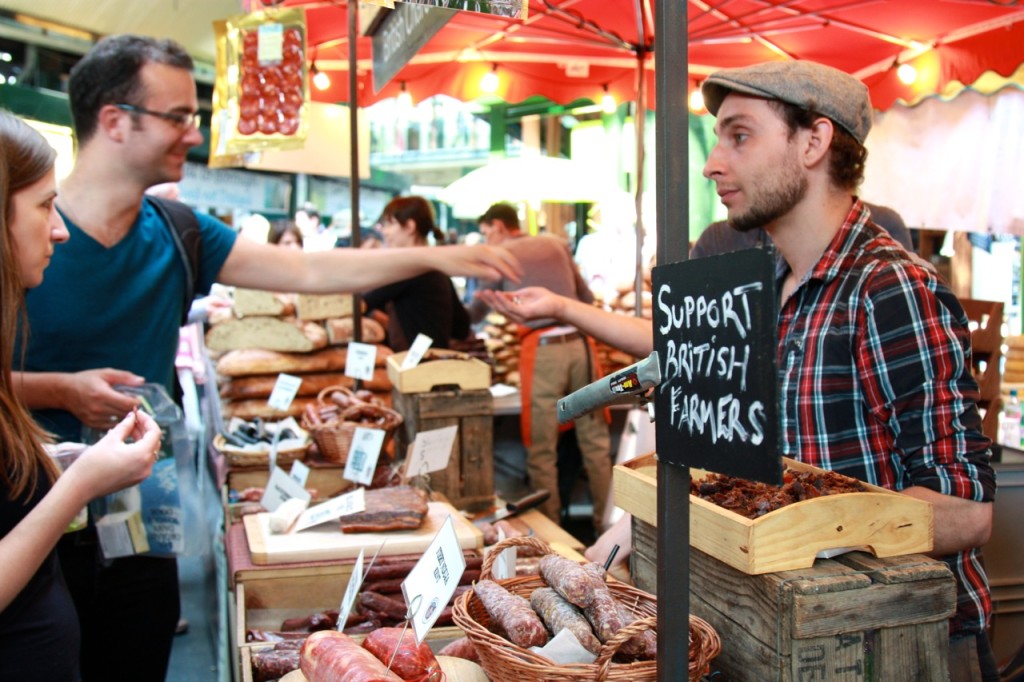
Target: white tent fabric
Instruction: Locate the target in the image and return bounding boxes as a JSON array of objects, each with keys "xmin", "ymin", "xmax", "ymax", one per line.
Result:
[{"xmin": 863, "ymin": 88, "xmax": 1024, "ymax": 236}]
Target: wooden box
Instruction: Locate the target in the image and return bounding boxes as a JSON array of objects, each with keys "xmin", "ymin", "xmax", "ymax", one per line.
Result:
[
  {"xmin": 613, "ymin": 453, "xmax": 932, "ymax": 575},
  {"xmin": 392, "ymin": 388, "xmax": 495, "ymax": 510},
  {"xmin": 630, "ymin": 517, "xmax": 956, "ymax": 681},
  {"xmin": 386, "ymin": 350, "xmax": 491, "ymax": 393}
]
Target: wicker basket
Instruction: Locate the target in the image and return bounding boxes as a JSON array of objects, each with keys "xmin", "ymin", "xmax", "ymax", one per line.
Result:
[
  {"xmin": 213, "ymin": 433, "xmax": 310, "ymax": 469},
  {"xmin": 452, "ymin": 536, "xmax": 720, "ymax": 682},
  {"xmin": 302, "ymin": 385, "xmax": 402, "ymax": 465}
]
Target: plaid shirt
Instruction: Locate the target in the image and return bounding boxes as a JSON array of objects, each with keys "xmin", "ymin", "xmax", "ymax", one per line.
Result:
[{"xmin": 776, "ymin": 200, "xmax": 996, "ymax": 636}]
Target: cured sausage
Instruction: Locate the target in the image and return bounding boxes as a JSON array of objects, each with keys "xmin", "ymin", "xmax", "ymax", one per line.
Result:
[
  {"xmin": 538, "ymin": 554, "xmax": 606, "ymax": 608},
  {"xmin": 438, "ymin": 636, "xmax": 480, "ymax": 663},
  {"xmin": 530, "ymin": 587, "xmax": 601, "ymax": 654},
  {"xmin": 360, "ymin": 591, "xmax": 409, "ymax": 621},
  {"xmin": 582, "ymin": 587, "xmax": 657, "ymax": 660},
  {"xmin": 362, "ymin": 627, "xmax": 443, "ymax": 681},
  {"xmin": 252, "ymin": 645, "xmax": 300, "ymax": 682},
  {"xmin": 300, "ymin": 631, "xmax": 403, "ymax": 682},
  {"xmin": 472, "ymin": 579, "xmax": 548, "ymax": 648}
]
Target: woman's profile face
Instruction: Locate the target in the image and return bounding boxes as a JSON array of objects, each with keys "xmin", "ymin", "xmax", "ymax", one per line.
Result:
[
  {"xmin": 10, "ymin": 167, "xmax": 68, "ymax": 288},
  {"xmin": 378, "ymin": 216, "xmax": 418, "ymax": 248},
  {"xmin": 277, "ymin": 231, "xmax": 303, "ymax": 250}
]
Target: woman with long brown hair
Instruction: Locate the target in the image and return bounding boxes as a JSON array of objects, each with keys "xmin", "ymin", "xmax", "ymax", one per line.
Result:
[{"xmin": 0, "ymin": 110, "xmax": 162, "ymax": 680}]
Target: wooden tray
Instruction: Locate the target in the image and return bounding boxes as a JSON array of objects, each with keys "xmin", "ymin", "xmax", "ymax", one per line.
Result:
[
  {"xmin": 244, "ymin": 500, "xmax": 483, "ymax": 565},
  {"xmin": 387, "ymin": 350, "xmax": 491, "ymax": 393},
  {"xmin": 613, "ymin": 453, "xmax": 933, "ymax": 575}
]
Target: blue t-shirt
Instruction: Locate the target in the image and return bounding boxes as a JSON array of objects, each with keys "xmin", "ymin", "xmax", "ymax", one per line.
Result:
[{"xmin": 21, "ymin": 198, "xmax": 236, "ymax": 441}]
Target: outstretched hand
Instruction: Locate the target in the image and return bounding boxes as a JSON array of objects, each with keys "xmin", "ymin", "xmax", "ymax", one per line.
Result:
[
  {"xmin": 475, "ymin": 286, "xmax": 563, "ymax": 324},
  {"xmin": 437, "ymin": 244, "xmax": 522, "ymax": 284}
]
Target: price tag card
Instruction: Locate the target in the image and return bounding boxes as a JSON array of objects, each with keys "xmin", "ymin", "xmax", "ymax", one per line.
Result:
[
  {"xmin": 337, "ymin": 548, "xmax": 365, "ymax": 630},
  {"xmin": 401, "ymin": 334, "xmax": 434, "ymax": 370},
  {"xmin": 267, "ymin": 373, "xmax": 303, "ymax": 412},
  {"xmin": 294, "ymin": 487, "xmax": 366, "ymax": 532},
  {"xmin": 401, "ymin": 516, "xmax": 467, "ymax": 643},
  {"xmin": 344, "ymin": 427, "xmax": 386, "ymax": 486},
  {"xmin": 403, "ymin": 425, "xmax": 458, "ymax": 479},
  {"xmin": 345, "ymin": 342, "xmax": 378, "ymax": 381},
  {"xmin": 289, "ymin": 459, "xmax": 311, "ymax": 487},
  {"xmin": 491, "ymin": 526, "xmax": 517, "ymax": 580},
  {"xmin": 260, "ymin": 466, "xmax": 312, "ymax": 513}
]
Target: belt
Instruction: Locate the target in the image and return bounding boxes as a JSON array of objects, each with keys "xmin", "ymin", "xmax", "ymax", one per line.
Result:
[{"xmin": 537, "ymin": 330, "xmax": 583, "ymax": 346}]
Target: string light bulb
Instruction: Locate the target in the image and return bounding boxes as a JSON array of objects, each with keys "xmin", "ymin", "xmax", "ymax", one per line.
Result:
[
  {"xmin": 897, "ymin": 62, "xmax": 918, "ymax": 85},
  {"xmin": 397, "ymin": 81, "xmax": 413, "ymax": 111},
  {"xmin": 689, "ymin": 85, "xmax": 705, "ymax": 113},
  {"xmin": 601, "ymin": 85, "xmax": 616, "ymax": 114},
  {"xmin": 480, "ymin": 65, "xmax": 499, "ymax": 94},
  {"xmin": 312, "ymin": 62, "xmax": 331, "ymax": 91}
]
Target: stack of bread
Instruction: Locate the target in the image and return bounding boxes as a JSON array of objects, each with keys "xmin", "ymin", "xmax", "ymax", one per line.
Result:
[
  {"xmin": 210, "ymin": 289, "xmax": 394, "ymax": 420},
  {"xmin": 1003, "ymin": 335, "xmax": 1024, "ymax": 400},
  {"xmin": 478, "ymin": 312, "xmax": 521, "ymax": 387}
]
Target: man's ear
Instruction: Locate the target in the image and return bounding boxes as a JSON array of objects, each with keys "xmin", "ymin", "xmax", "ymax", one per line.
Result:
[
  {"xmin": 98, "ymin": 104, "xmax": 128, "ymax": 143},
  {"xmin": 802, "ymin": 117, "xmax": 834, "ymax": 168}
]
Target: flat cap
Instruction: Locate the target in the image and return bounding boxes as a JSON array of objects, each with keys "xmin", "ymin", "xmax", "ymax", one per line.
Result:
[{"xmin": 701, "ymin": 61, "xmax": 872, "ymax": 144}]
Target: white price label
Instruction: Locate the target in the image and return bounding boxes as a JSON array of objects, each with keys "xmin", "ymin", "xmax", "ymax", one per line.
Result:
[
  {"xmin": 260, "ymin": 466, "xmax": 312, "ymax": 513},
  {"xmin": 343, "ymin": 427, "xmax": 385, "ymax": 486},
  {"xmin": 401, "ymin": 334, "xmax": 434, "ymax": 370},
  {"xmin": 338, "ymin": 549, "xmax": 364, "ymax": 631},
  {"xmin": 345, "ymin": 342, "xmax": 378, "ymax": 381},
  {"xmin": 492, "ymin": 526, "xmax": 517, "ymax": 580},
  {"xmin": 257, "ymin": 23, "xmax": 283, "ymax": 63},
  {"xmin": 403, "ymin": 425, "xmax": 458, "ymax": 479},
  {"xmin": 294, "ymin": 488, "xmax": 366, "ymax": 532},
  {"xmin": 267, "ymin": 373, "xmax": 303, "ymax": 412},
  {"xmin": 401, "ymin": 516, "xmax": 467, "ymax": 643},
  {"xmin": 289, "ymin": 459, "xmax": 310, "ymax": 487}
]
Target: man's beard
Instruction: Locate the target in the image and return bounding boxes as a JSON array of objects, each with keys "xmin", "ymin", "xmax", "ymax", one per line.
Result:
[{"xmin": 728, "ymin": 162, "xmax": 808, "ymax": 233}]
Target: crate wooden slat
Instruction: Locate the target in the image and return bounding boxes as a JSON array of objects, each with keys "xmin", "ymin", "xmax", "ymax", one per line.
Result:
[
  {"xmin": 961, "ymin": 297, "xmax": 1003, "ymax": 442},
  {"xmin": 392, "ymin": 388, "xmax": 494, "ymax": 509},
  {"xmin": 614, "ymin": 453, "xmax": 932, "ymax": 575},
  {"xmin": 387, "ymin": 351, "xmax": 491, "ymax": 393}
]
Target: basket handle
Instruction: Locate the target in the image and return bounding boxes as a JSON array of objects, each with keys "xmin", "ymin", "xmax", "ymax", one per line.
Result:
[
  {"xmin": 478, "ymin": 535, "xmax": 553, "ymax": 580},
  {"xmin": 688, "ymin": 614, "xmax": 722, "ymax": 679},
  {"xmin": 593, "ymin": 615, "xmax": 657, "ymax": 680},
  {"xmin": 315, "ymin": 384, "xmax": 360, "ymax": 407}
]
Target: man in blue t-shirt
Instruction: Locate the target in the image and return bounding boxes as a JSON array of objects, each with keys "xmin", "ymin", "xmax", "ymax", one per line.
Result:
[{"xmin": 12, "ymin": 35, "xmax": 519, "ymax": 682}]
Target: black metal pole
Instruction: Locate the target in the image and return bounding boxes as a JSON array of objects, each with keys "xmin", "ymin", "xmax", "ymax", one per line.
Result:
[
  {"xmin": 349, "ymin": 0, "xmax": 363, "ymax": 349},
  {"xmin": 654, "ymin": 0, "xmax": 690, "ymax": 680}
]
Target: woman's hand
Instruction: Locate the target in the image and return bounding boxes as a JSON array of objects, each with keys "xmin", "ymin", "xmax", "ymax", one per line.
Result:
[{"xmin": 65, "ymin": 410, "xmax": 163, "ymax": 501}]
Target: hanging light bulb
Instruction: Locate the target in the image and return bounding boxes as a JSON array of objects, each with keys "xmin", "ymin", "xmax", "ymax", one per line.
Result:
[
  {"xmin": 689, "ymin": 85, "xmax": 705, "ymax": 113},
  {"xmin": 601, "ymin": 85, "xmax": 617, "ymax": 114},
  {"xmin": 897, "ymin": 62, "xmax": 918, "ymax": 85},
  {"xmin": 397, "ymin": 81, "xmax": 413, "ymax": 112},
  {"xmin": 312, "ymin": 62, "xmax": 331, "ymax": 91},
  {"xmin": 480, "ymin": 65, "xmax": 499, "ymax": 94}
]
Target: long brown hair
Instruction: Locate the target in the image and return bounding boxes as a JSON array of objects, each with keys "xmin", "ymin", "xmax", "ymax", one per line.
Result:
[{"xmin": 0, "ymin": 110, "xmax": 59, "ymax": 500}]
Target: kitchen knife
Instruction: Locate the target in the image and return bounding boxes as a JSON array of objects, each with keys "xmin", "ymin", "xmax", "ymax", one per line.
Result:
[{"xmin": 474, "ymin": 489, "xmax": 551, "ymax": 524}]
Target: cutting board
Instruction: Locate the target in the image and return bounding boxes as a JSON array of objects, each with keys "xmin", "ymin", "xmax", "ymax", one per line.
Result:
[{"xmin": 244, "ymin": 501, "xmax": 483, "ymax": 565}]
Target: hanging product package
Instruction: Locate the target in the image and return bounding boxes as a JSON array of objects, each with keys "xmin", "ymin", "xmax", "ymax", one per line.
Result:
[
  {"xmin": 83, "ymin": 384, "xmax": 208, "ymax": 559},
  {"xmin": 210, "ymin": 6, "xmax": 309, "ymax": 167}
]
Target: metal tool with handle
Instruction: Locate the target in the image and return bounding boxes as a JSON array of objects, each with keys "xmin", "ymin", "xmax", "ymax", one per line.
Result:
[
  {"xmin": 557, "ymin": 351, "xmax": 661, "ymax": 424},
  {"xmin": 474, "ymin": 489, "xmax": 551, "ymax": 524}
]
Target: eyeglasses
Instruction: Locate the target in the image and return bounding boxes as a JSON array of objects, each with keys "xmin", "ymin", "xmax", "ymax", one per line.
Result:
[{"xmin": 115, "ymin": 104, "xmax": 201, "ymax": 130}]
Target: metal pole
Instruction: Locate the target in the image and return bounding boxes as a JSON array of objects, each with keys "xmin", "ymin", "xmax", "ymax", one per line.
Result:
[
  {"xmin": 349, "ymin": 0, "xmax": 363, "ymax": 348},
  {"xmin": 654, "ymin": 0, "xmax": 690, "ymax": 680}
]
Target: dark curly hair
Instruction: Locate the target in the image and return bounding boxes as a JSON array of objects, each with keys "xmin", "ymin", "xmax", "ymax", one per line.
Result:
[{"xmin": 768, "ymin": 100, "xmax": 867, "ymax": 191}]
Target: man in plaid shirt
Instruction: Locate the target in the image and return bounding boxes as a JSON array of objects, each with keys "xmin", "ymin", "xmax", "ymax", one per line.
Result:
[{"xmin": 480, "ymin": 59, "xmax": 999, "ymax": 679}]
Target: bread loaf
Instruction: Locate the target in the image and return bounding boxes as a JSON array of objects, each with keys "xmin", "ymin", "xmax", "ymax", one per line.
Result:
[
  {"xmin": 206, "ymin": 317, "xmax": 328, "ymax": 353},
  {"xmin": 220, "ymin": 372, "xmax": 352, "ymax": 400},
  {"xmin": 325, "ymin": 316, "xmax": 386, "ymax": 345},
  {"xmin": 295, "ymin": 294, "xmax": 354, "ymax": 320},
  {"xmin": 222, "ymin": 396, "xmax": 317, "ymax": 420},
  {"xmin": 233, "ymin": 288, "xmax": 295, "ymax": 317},
  {"xmin": 216, "ymin": 345, "xmax": 394, "ymax": 378}
]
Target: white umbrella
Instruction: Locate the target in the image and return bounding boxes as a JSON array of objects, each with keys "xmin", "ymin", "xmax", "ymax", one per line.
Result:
[{"xmin": 437, "ymin": 156, "xmax": 622, "ymax": 219}]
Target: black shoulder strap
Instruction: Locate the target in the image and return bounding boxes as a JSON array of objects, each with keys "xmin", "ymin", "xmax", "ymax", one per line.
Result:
[{"xmin": 147, "ymin": 195, "xmax": 202, "ymax": 325}]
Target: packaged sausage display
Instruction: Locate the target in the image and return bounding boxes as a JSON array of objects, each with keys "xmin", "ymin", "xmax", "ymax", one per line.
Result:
[{"xmin": 211, "ymin": 6, "xmax": 309, "ymax": 165}]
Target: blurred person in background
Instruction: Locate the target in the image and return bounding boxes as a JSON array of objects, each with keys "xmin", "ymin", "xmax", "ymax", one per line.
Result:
[{"xmin": 268, "ymin": 220, "xmax": 304, "ymax": 250}]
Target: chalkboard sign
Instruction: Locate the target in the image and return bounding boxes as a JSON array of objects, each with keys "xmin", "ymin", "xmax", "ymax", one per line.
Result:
[
  {"xmin": 653, "ymin": 248, "xmax": 782, "ymax": 484},
  {"xmin": 372, "ymin": 4, "xmax": 455, "ymax": 93}
]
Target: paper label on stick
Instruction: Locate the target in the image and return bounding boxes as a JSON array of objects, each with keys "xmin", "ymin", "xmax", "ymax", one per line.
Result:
[
  {"xmin": 404, "ymin": 425, "xmax": 458, "ymax": 478},
  {"xmin": 345, "ymin": 342, "xmax": 378, "ymax": 381},
  {"xmin": 289, "ymin": 459, "xmax": 310, "ymax": 487},
  {"xmin": 294, "ymin": 488, "xmax": 366, "ymax": 532},
  {"xmin": 267, "ymin": 373, "xmax": 302, "ymax": 412},
  {"xmin": 401, "ymin": 515, "xmax": 467, "ymax": 643},
  {"xmin": 338, "ymin": 548, "xmax": 364, "ymax": 631},
  {"xmin": 401, "ymin": 334, "xmax": 433, "ymax": 369},
  {"xmin": 492, "ymin": 526, "xmax": 517, "ymax": 580},
  {"xmin": 343, "ymin": 427, "xmax": 385, "ymax": 486},
  {"xmin": 260, "ymin": 466, "xmax": 312, "ymax": 513}
]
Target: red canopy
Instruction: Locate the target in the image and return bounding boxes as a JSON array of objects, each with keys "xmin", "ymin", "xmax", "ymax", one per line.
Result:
[{"xmin": 290, "ymin": 0, "xmax": 1024, "ymax": 111}]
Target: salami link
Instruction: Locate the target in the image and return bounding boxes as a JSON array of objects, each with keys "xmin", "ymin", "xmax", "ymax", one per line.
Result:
[
  {"xmin": 538, "ymin": 554, "xmax": 606, "ymax": 608},
  {"xmin": 362, "ymin": 627, "xmax": 443, "ymax": 681},
  {"xmin": 300, "ymin": 630, "xmax": 403, "ymax": 682},
  {"xmin": 438, "ymin": 636, "xmax": 481, "ymax": 663},
  {"xmin": 472, "ymin": 579, "xmax": 549, "ymax": 648},
  {"xmin": 582, "ymin": 586, "xmax": 657, "ymax": 660},
  {"xmin": 529, "ymin": 587, "xmax": 601, "ymax": 654},
  {"xmin": 251, "ymin": 646, "xmax": 300, "ymax": 682},
  {"xmin": 360, "ymin": 591, "xmax": 409, "ymax": 621}
]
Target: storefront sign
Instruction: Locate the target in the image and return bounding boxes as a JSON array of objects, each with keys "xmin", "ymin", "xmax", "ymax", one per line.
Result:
[{"xmin": 652, "ymin": 249, "xmax": 782, "ymax": 484}]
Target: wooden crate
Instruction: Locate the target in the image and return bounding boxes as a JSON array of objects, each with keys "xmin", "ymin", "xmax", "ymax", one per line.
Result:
[
  {"xmin": 631, "ymin": 518, "xmax": 956, "ymax": 681},
  {"xmin": 614, "ymin": 453, "xmax": 932, "ymax": 575},
  {"xmin": 387, "ymin": 351, "xmax": 491, "ymax": 393},
  {"xmin": 961, "ymin": 297, "xmax": 1004, "ymax": 442},
  {"xmin": 392, "ymin": 388, "xmax": 494, "ymax": 510}
]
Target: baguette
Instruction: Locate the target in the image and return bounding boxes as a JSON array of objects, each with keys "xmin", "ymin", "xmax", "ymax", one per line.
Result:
[
  {"xmin": 220, "ymin": 372, "xmax": 353, "ymax": 400},
  {"xmin": 206, "ymin": 317, "xmax": 328, "ymax": 353},
  {"xmin": 216, "ymin": 346, "xmax": 393, "ymax": 378},
  {"xmin": 325, "ymin": 316, "xmax": 386, "ymax": 345},
  {"xmin": 222, "ymin": 396, "xmax": 317, "ymax": 420}
]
